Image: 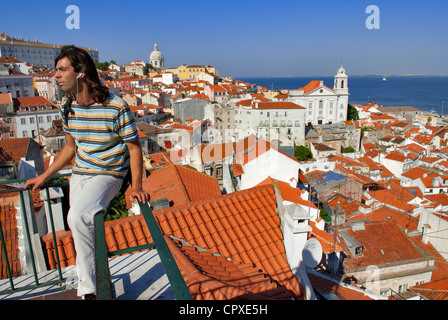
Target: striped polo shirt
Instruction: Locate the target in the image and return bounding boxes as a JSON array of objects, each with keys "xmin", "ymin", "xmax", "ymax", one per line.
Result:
[{"xmin": 60, "ymin": 93, "xmax": 138, "ymax": 178}]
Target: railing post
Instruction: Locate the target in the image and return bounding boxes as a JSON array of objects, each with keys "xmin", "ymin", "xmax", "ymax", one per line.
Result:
[
  {"xmin": 138, "ymin": 202, "xmax": 192, "ymax": 300},
  {"xmin": 94, "ymin": 210, "xmax": 113, "ymax": 300},
  {"xmin": 18, "ymin": 190, "xmax": 39, "ymax": 286},
  {"xmin": 44, "ymin": 188, "xmax": 64, "ymax": 282}
]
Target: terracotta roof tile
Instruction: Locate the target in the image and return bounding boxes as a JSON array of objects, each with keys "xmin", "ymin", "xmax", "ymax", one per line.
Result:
[
  {"xmin": 299, "ymin": 80, "xmax": 334, "ymax": 95},
  {"xmin": 0, "ymin": 93, "xmax": 12, "ymax": 104},
  {"xmin": 348, "ymin": 206, "xmax": 419, "ymax": 232},
  {"xmin": 127, "ymin": 164, "xmax": 222, "ymax": 208},
  {"xmin": 42, "ymin": 184, "xmax": 306, "ymax": 300},
  {"xmin": 0, "ymin": 200, "xmax": 20, "ymax": 279},
  {"xmin": 424, "ymin": 193, "xmax": 448, "ymax": 206},
  {"xmin": 13, "ymin": 96, "xmax": 58, "ymax": 109},
  {"xmin": 339, "ymin": 221, "xmax": 425, "ymax": 270},
  {"xmin": 0, "ymin": 138, "xmax": 34, "ymax": 164},
  {"xmin": 411, "ymin": 278, "xmax": 448, "ymax": 300},
  {"xmin": 308, "ymin": 272, "xmax": 377, "ymax": 300},
  {"xmin": 410, "ymin": 236, "xmax": 448, "ymax": 283},
  {"xmin": 401, "ymin": 167, "xmax": 430, "ymax": 180},
  {"xmin": 256, "ymin": 101, "xmax": 305, "ymax": 109}
]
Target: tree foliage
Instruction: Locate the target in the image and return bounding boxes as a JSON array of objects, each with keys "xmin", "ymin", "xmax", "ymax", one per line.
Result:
[
  {"xmin": 105, "ymin": 191, "xmax": 128, "ymax": 221},
  {"xmin": 94, "ymin": 59, "xmax": 115, "ymax": 71},
  {"xmin": 347, "ymin": 104, "xmax": 359, "ymax": 121},
  {"xmin": 342, "ymin": 146, "xmax": 355, "ymax": 153},
  {"xmin": 294, "ymin": 145, "xmax": 313, "ymax": 161}
]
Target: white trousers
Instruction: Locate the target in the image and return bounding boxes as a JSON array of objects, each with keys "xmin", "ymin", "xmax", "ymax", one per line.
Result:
[{"xmin": 68, "ymin": 174, "xmax": 123, "ymax": 297}]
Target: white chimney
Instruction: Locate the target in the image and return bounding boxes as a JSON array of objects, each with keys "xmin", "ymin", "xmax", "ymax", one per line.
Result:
[
  {"xmin": 273, "ymin": 184, "xmax": 315, "ymax": 300},
  {"xmin": 422, "ymin": 224, "xmax": 430, "ymax": 244}
]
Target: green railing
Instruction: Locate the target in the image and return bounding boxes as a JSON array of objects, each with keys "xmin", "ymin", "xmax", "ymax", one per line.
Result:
[
  {"xmin": 0, "ymin": 176, "xmax": 70, "ymax": 295},
  {"xmin": 94, "ymin": 200, "xmax": 192, "ymax": 300},
  {"xmin": 0, "ymin": 175, "xmax": 192, "ymax": 300}
]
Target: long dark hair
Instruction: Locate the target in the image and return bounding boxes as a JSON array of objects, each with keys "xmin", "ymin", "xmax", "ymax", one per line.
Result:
[{"xmin": 56, "ymin": 45, "xmax": 109, "ymax": 103}]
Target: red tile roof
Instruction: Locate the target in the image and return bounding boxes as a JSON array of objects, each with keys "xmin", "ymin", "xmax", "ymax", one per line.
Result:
[
  {"xmin": 330, "ymin": 155, "xmax": 366, "ymax": 168},
  {"xmin": 42, "ymin": 184, "xmax": 306, "ymax": 300},
  {"xmin": 126, "ymin": 164, "xmax": 222, "ymax": 209},
  {"xmin": 401, "ymin": 167, "xmax": 431, "ymax": 180},
  {"xmin": 13, "ymin": 96, "xmax": 58, "ymax": 109},
  {"xmin": 273, "ymin": 179, "xmax": 317, "ymax": 209},
  {"xmin": 370, "ymin": 113, "xmax": 396, "ymax": 121},
  {"xmin": 0, "ymin": 138, "xmax": 34, "ymax": 164},
  {"xmin": 424, "ymin": 193, "xmax": 448, "ymax": 206},
  {"xmin": 412, "ymin": 134, "xmax": 438, "ymax": 145},
  {"xmin": 235, "ymin": 99, "xmax": 252, "ymax": 106},
  {"xmin": 411, "ymin": 278, "xmax": 448, "ymax": 300},
  {"xmin": 384, "ymin": 152, "xmax": 407, "ymax": 162},
  {"xmin": 357, "ymin": 156, "xmax": 382, "ymax": 171},
  {"xmin": 256, "ymin": 102, "xmax": 305, "ymax": 109},
  {"xmin": 339, "ymin": 221, "xmax": 426, "ymax": 271},
  {"xmin": 348, "ymin": 206, "xmax": 419, "ymax": 232},
  {"xmin": 299, "ymin": 80, "xmax": 334, "ymax": 95},
  {"xmin": 397, "ymin": 143, "xmax": 426, "ymax": 153},
  {"xmin": 367, "ymin": 187, "xmax": 418, "ymax": 214},
  {"xmin": 419, "ymin": 157, "xmax": 441, "ymax": 164},
  {"xmin": 166, "ymin": 236, "xmax": 295, "ymax": 300},
  {"xmin": 308, "ymin": 272, "xmax": 377, "ymax": 300},
  {"xmin": 0, "ymin": 93, "xmax": 12, "ymax": 104}
]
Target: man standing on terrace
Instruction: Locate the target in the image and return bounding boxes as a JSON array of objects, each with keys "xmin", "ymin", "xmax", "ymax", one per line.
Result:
[{"xmin": 25, "ymin": 45, "xmax": 150, "ymax": 300}]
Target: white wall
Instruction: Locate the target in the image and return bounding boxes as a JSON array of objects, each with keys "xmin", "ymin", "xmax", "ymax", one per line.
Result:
[
  {"xmin": 234, "ymin": 104, "xmax": 306, "ymax": 146},
  {"xmin": 240, "ymin": 149, "xmax": 301, "ymax": 190}
]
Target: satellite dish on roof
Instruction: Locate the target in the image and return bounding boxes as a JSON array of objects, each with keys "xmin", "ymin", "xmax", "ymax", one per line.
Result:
[{"xmin": 302, "ymin": 238, "xmax": 323, "ymax": 269}]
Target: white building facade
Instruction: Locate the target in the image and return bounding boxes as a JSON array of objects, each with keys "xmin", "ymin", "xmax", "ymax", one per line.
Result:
[
  {"xmin": 0, "ymin": 73, "xmax": 35, "ymax": 98},
  {"xmin": 0, "ymin": 33, "xmax": 99, "ymax": 69},
  {"xmin": 13, "ymin": 97, "xmax": 60, "ymax": 142},
  {"xmin": 289, "ymin": 66, "xmax": 349, "ymax": 125},
  {"xmin": 233, "ymin": 101, "xmax": 306, "ymax": 147}
]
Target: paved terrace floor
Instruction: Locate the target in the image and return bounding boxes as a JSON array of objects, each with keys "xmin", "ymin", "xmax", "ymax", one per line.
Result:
[{"xmin": 0, "ymin": 250, "xmax": 174, "ymax": 300}]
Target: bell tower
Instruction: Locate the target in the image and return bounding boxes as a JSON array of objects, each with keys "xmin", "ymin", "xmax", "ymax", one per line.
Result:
[{"xmin": 333, "ymin": 65, "xmax": 349, "ymax": 95}]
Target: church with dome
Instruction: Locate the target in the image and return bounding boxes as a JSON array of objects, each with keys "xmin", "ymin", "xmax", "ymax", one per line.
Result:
[
  {"xmin": 288, "ymin": 65, "xmax": 350, "ymax": 125},
  {"xmin": 149, "ymin": 43, "xmax": 164, "ymax": 69}
]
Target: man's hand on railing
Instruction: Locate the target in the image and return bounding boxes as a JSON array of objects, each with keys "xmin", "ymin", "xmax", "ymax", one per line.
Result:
[
  {"xmin": 24, "ymin": 174, "xmax": 49, "ymax": 192},
  {"xmin": 128, "ymin": 187, "xmax": 150, "ymax": 204}
]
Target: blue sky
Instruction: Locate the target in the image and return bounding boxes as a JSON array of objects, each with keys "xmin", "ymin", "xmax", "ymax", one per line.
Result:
[{"xmin": 2, "ymin": 0, "xmax": 448, "ymax": 77}]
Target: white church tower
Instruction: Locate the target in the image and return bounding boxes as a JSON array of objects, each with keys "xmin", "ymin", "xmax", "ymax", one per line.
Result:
[
  {"xmin": 149, "ymin": 43, "xmax": 164, "ymax": 69},
  {"xmin": 333, "ymin": 65, "xmax": 349, "ymax": 96}
]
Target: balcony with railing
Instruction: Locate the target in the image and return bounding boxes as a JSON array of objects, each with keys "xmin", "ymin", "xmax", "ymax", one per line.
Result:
[{"xmin": 0, "ymin": 176, "xmax": 192, "ymax": 300}]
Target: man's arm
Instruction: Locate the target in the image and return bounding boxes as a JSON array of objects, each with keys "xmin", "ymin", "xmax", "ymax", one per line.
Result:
[
  {"xmin": 25, "ymin": 134, "xmax": 76, "ymax": 191},
  {"xmin": 126, "ymin": 139, "xmax": 150, "ymax": 204}
]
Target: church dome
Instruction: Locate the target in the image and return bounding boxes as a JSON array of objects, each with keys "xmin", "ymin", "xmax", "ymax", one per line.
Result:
[{"xmin": 150, "ymin": 43, "xmax": 164, "ymax": 60}]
